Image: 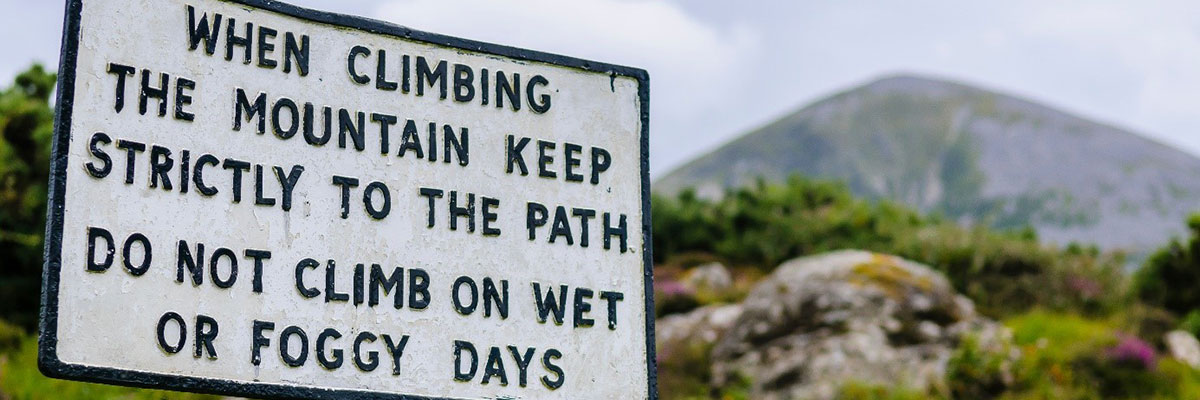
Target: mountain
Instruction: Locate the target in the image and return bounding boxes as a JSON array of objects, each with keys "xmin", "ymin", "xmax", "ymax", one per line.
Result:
[{"xmin": 656, "ymin": 74, "xmax": 1200, "ymax": 252}]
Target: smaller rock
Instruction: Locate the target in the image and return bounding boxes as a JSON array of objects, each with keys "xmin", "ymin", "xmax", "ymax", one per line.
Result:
[
  {"xmin": 657, "ymin": 304, "xmax": 744, "ymax": 350},
  {"xmin": 1165, "ymin": 330, "xmax": 1200, "ymax": 369},
  {"xmin": 683, "ymin": 262, "xmax": 733, "ymax": 292}
]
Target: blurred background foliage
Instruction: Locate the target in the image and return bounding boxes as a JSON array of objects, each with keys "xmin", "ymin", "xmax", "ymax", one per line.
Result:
[
  {"xmin": 652, "ymin": 175, "xmax": 1200, "ymax": 398},
  {"xmin": 0, "ymin": 64, "xmax": 54, "ymax": 330}
]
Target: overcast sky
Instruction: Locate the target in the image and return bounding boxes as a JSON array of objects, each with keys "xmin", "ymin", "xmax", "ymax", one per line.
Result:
[{"xmin": 5, "ymin": 0, "xmax": 1200, "ymax": 177}]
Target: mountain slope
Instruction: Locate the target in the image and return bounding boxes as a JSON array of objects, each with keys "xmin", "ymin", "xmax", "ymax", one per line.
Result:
[{"xmin": 656, "ymin": 74, "xmax": 1200, "ymax": 251}]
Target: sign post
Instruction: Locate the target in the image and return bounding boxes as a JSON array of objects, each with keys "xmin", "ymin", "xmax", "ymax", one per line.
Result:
[{"xmin": 40, "ymin": 0, "xmax": 654, "ymax": 398}]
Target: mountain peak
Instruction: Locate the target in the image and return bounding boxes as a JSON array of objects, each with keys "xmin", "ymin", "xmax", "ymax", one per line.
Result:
[{"xmin": 657, "ymin": 74, "xmax": 1200, "ymax": 252}]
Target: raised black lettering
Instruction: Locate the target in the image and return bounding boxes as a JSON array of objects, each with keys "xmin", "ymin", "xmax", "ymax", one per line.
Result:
[
  {"xmin": 526, "ymin": 202, "xmax": 548, "ymax": 241},
  {"xmin": 370, "ymin": 265, "xmax": 403, "ymax": 309},
  {"xmin": 222, "ymin": 158, "xmax": 251, "ymax": 203},
  {"xmin": 453, "ymin": 63, "xmax": 474, "ymax": 102},
  {"xmin": 508, "ymin": 346, "xmax": 535, "ymax": 387},
  {"xmin": 273, "ymin": 165, "xmax": 304, "ymax": 212},
  {"xmin": 527, "ymin": 75, "xmax": 551, "ymax": 113},
  {"xmin": 541, "ymin": 349, "xmax": 565, "ymax": 390},
  {"xmin": 139, "ymin": 69, "xmax": 169, "ymax": 117},
  {"xmin": 573, "ymin": 287, "xmax": 594, "ymax": 328},
  {"xmin": 107, "ymin": 63, "xmax": 135, "ymax": 113},
  {"xmin": 453, "ymin": 340, "xmax": 478, "ymax": 382},
  {"xmin": 283, "ymin": 32, "xmax": 310, "ymax": 76},
  {"xmin": 495, "ymin": 71, "xmax": 520, "ymax": 111},
  {"xmin": 233, "ymin": 88, "xmax": 266, "ymax": 133},
  {"xmin": 416, "ymin": 57, "xmax": 447, "ymax": 99},
  {"xmin": 332, "ymin": 175, "xmax": 359, "ymax": 219},
  {"xmin": 177, "ymin": 240, "xmax": 203, "ymax": 285},
  {"xmin": 86, "ymin": 132, "xmax": 112, "ymax": 178},
  {"xmin": 279, "ymin": 326, "xmax": 308, "ymax": 367},
  {"xmin": 256, "ymin": 26, "xmax": 278, "ymax": 69},
  {"xmin": 382, "ymin": 334, "xmax": 409, "ymax": 376},
  {"xmin": 175, "ymin": 77, "xmax": 195, "ymax": 121},
  {"xmin": 122, "ymin": 232, "xmax": 152, "ymax": 276},
  {"xmin": 186, "ymin": 6, "xmax": 222, "ymax": 55},
  {"xmin": 338, "ymin": 109, "xmax": 365, "ymax": 151},
  {"xmin": 604, "ymin": 212, "xmax": 628, "ymax": 253},
  {"xmin": 149, "ymin": 145, "xmax": 173, "ymax": 190},
  {"xmin": 482, "ymin": 346, "xmax": 507, "ymax": 386},
  {"xmin": 86, "ymin": 227, "xmax": 115, "ymax": 272},
  {"xmin": 591, "ymin": 147, "xmax": 611, "ymax": 185},
  {"xmin": 452, "ymin": 276, "xmax": 478, "ymax": 315},
  {"xmin": 532, "ymin": 282, "xmax": 567, "ymax": 325},
  {"xmin": 325, "ymin": 259, "xmax": 348, "ymax": 302},
  {"xmin": 245, "ymin": 249, "xmax": 271, "ymax": 293},
  {"xmin": 116, "ymin": 139, "xmax": 145, "ymax": 185},
  {"xmin": 210, "ymin": 247, "xmax": 237, "ymax": 288},
  {"xmin": 295, "ymin": 258, "xmax": 320, "ymax": 298},
  {"xmin": 251, "ymin": 320, "xmax": 274, "ymax": 366},
  {"xmin": 193, "ymin": 154, "xmax": 219, "ymax": 196},
  {"xmin": 317, "ymin": 328, "xmax": 343, "ymax": 370},
  {"xmin": 194, "ymin": 314, "xmax": 218, "ymax": 359},
  {"xmin": 354, "ymin": 332, "xmax": 379, "ymax": 372},
  {"xmin": 409, "ymin": 268, "xmax": 430, "ymax": 310},
  {"xmin": 225, "ymin": 18, "xmax": 253, "ymax": 64},
  {"xmin": 418, "ymin": 187, "xmax": 443, "ymax": 228},
  {"xmin": 156, "ymin": 311, "xmax": 186, "ymax": 354}
]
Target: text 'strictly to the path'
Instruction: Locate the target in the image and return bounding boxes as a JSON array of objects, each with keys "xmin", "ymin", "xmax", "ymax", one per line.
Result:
[{"xmin": 41, "ymin": 0, "xmax": 651, "ymax": 398}]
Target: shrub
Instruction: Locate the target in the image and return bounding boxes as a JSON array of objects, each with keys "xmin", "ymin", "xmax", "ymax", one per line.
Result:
[
  {"xmin": 1135, "ymin": 214, "xmax": 1200, "ymax": 317},
  {"xmin": 1180, "ymin": 310, "xmax": 1200, "ymax": 337},
  {"xmin": 946, "ymin": 335, "xmax": 1013, "ymax": 399}
]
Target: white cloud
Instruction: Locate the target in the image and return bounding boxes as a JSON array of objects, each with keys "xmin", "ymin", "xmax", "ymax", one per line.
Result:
[{"xmin": 373, "ymin": 0, "xmax": 761, "ymax": 175}]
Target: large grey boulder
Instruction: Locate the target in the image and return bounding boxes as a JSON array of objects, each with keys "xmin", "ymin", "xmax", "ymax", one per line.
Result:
[{"xmin": 710, "ymin": 250, "xmax": 1009, "ymax": 399}]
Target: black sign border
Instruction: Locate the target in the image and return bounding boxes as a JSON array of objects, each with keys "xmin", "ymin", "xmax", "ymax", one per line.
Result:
[{"xmin": 38, "ymin": 0, "xmax": 655, "ymax": 398}]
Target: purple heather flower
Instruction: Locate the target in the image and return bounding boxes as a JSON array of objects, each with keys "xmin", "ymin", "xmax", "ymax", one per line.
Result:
[{"xmin": 1107, "ymin": 335, "xmax": 1157, "ymax": 370}]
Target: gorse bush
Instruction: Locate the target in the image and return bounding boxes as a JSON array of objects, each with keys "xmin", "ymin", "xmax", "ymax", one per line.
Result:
[{"xmin": 652, "ymin": 176, "xmax": 1127, "ymax": 318}]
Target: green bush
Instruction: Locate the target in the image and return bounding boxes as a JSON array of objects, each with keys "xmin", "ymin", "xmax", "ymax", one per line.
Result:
[
  {"xmin": 1180, "ymin": 310, "xmax": 1200, "ymax": 337},
  {"xmin": 1135, "ymin": 214, "xmax": 1200, "ymax": 317},
  {"xmin": 946, "ymin": 335, "xmax": 1013, "ymax": 399}
]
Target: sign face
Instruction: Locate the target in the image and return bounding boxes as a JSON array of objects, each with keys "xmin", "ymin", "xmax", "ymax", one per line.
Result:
[{"xmin": 40, "ymin": 0, "xmax": 653, "ymax": 398}]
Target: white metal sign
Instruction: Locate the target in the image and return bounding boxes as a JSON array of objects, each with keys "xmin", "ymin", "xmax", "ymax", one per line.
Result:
[{"xmin": 40, "ymin": 0, "xmax": 653, "ymax": 398}]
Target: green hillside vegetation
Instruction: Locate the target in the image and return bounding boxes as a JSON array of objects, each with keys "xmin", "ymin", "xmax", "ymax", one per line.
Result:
[
  {"xmin": 653, "ymin": 176, "xmax": 1125, "ymax": 318},
  {"xmin": 653, "ymin": 178, "xmax": 1200, "ymax": 399}
]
